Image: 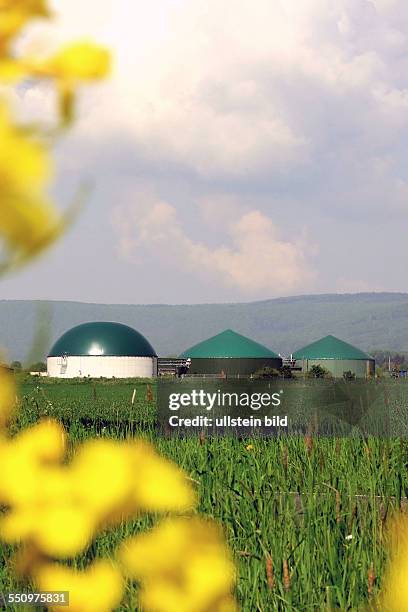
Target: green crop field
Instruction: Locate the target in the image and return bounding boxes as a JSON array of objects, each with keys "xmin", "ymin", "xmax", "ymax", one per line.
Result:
[{"xmin": 2, "ymin": 377, "xmax": 408, "ymax": 611}]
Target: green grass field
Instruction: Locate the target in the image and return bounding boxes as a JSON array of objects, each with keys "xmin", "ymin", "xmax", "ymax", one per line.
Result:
[{"xmin": 2, "ymin": 377, "xmax": 408, "ymax": 611}]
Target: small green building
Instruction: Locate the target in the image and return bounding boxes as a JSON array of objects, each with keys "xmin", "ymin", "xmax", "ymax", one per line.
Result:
[
  {"xmin": 293, "ymin": 334, "xmax": 375, "ymax": 378},
  {"xmin": 179, "ymin": 329, "xmax": 282, "ymax": 376}
]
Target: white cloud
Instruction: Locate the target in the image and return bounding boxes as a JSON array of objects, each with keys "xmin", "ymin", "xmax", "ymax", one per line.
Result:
[
  {"xmin": 8, "ymin": 0, "xmax": 408, "ymax": 302},
  {"xmin": 20, "ymin": 1, "xmax": 404, "ymax": 216},
  {"xmin": 113, "ymin": 192, "xmax": 315, "ymax": 295},
  {"xmin": 20, "ymin": 0, "xmax": 408, "ymax": 183}
]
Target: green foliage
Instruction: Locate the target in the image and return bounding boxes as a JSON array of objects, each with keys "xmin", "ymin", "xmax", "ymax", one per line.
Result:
[
  {"xmin": 252, "ymin": 366, "xmax": 280, "ymax": 379},
  {"xmin": 307, "ymin": 364, "xmax": 330, "ymax": 379},
  {"xmin": 280, "ymin": 365, "xmax": 294, "ymax": 379},
  {"xmin": 343, "ymin": 370, "xmax": 356, "ymax": 381},
  {"xmin": 27, "ymin": 361, "xmax": 47, "ymax": 372},
  {"xmin": 10, "ymin": 360, "xmax": 22, "ymax": 371}
]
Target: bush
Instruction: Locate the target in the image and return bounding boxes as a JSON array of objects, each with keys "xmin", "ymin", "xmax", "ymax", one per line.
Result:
[
  {"xmin": 306, "ymin": 365, "xmax": 331, "ymax": 379},
  {"xmin": 343, "ymin": 370, "xmax": 356, "ymax": 381},
  {"xmin": 252, "ymin": 367, "xmax": 281, "ymax": 379},
  {"xmin": 280, "ymin": 365, "xmax": 294, "ymax": 379}
]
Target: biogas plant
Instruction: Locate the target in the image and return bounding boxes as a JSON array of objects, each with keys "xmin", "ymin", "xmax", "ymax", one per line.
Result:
[
  {"xmin": 47, "ymin": 322, "xmax": 157, "ymax": 378},
  {"xmin": 46, "ymin": 321, "xmax": 375, "ymax": 379}
]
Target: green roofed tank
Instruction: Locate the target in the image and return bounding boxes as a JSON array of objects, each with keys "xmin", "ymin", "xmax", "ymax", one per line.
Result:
[
  {"xmin": 293, "ymin": 334, "xmax": 375, "ymax": 378},
  {"xmin": 47, "ymin": 322, "xmax": 157, "ymax": 378},
  {"xmin": 180, "ymin": 329, "xmax": 282, "ymax": 375}
]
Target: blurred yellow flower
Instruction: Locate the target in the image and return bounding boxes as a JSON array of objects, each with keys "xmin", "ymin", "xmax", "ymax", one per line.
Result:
[
  {"xmin": 0, "ymin": 30, "xmax": 111, "ymax": 275},
  {"xmin": 130, "ymin": 440, "xmax": 197, "ymax": 513},
  {"xmin": 0, "ymin": 430, "xmax": 196, "ymax": 558},
  {"xmin": 120, "ymin": 517, "xmax": 238, "ymax": 612},
  {"xmin": 0, "ymin": 0, "xmax": 49, "ymax": 53},
  {"xmin": 30, "ymin": 41, "xmax": 111, "ymax": 123},
  {"xmin": 378, "ymin": 515, "xmax": 408, "ymax": 611},
  {"xmin": 0, "ymin": 106, "xmax": 63, "ymax": 272},
  {"xmin": 0, "ymin": 420, "xmax": 85, "ymax": 555},
  {"xmin": 0, "ymin": 58, "xmax": 27, "ymax": 81},
  {"xmin": 245, "ymin": 444, "xmax": 254, "ymax": 451},
  {"xmin": 71, "ymin": 439, "xmax": 196, "ymax": 521},
  {"xmin": 13, "ymin": 418, "xmax": 66, "ymax": 462},
  {"xmin": 0, "ymin": 41, "xmax": 110, "ymax": 122},
  {"xmin": 38, "ymin": 41, "xmax": 111, "ymax": 81},
  {"xmin": 0, "ymin": 420, "xmax": 66, "ymax": 504},
  {"xmin": 70, "ymin": 439, "xmax": 137, "ymax": 519},
  {"xmin": 34, "ymin": 559, "xmax": 123, "ymax": 612},
  {"xmin": 1, "ymin": 502, "xmax": 96, "ymax": 558},
  {"xmin": 380, "ymin": 553, "xmax": 408, "ymax": 611},
  {"xmin": 0, "ymin": 366, "xmax": 15, "ymax": 428}
]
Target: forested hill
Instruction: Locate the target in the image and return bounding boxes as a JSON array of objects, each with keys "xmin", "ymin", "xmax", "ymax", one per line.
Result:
[{"xmin": 1, "ymin": 293, "xmax": 408, "ymax": 362}]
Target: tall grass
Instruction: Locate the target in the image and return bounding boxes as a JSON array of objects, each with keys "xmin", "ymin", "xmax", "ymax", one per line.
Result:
[{"xmin": 2, "ymin": 377, "xmax": 408, "ymax": 610}]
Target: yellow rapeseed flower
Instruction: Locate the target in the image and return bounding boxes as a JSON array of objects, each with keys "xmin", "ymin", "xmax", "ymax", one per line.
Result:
[
  {"xmin": 1, "ymin": 502, "xmax": 96, "ymax": 558},
  {"xmin": 0, "ymin": 41, "xmax": 110, "ymax": 122},
  {"xmin": 378, "ymin": 515, "xmax": 408, "ymax": 610},
  {"xmin": 0, "ymin": 419, "xmax": 65, "ymax": 506},
  {"xmin": 29, "ymin": 41, "xmax": 110, "ymax": 123},
  {"xmin": 0, "ymin": 421, "xmax": 93, "ymax": 557},
  {"xmin": 0, "ymin": 431, "xmax": 196, "ymax": 558},
  {"xmin": 0, "ymin": 106, "xmax": 63, "ymax": 272},
  {"xmin": 71, "ymin": 439, "xmax": 196, "ymax": 522},
  {"xmin": 38, "ymin": 41, "xmax": 110, "ymax": 81},
  {"xmin": 0, "ymin": 58, "xmax": 27, "ymax": 81},
  {"xmin": 120, "ymin": 517, "xmax": 238, "ymax": 612},
  {"xmin": 0, "ymin": 365, "xmax": 15, "ymax": 428},
  {"xmin": 70, "ymin": 439, "xmax": 137, "ymax": 520},
  {"xmin": 11, "ymin": 418, "xmax": 66, "ymax": 463},
  {"xmin": 34, "ymin": 559, "xmax": 123, "ymax": 612},
  {"xmin": 0, "ymin": 0, "xmax": 49, "ymax": 54},
  {"xmin": 129, "ymin": 440, "xmax": 197, "ymax": 513},
  {"xmin": 380, "ymin": 553, "xmax": 408, "ymax": 610}
]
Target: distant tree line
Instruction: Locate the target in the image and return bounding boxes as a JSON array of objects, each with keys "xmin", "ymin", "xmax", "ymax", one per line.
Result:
[
  {"xmin": 7, "ymin": 361, "xmax": 47, "ymax": 373},
  {"xmin": 370, "ymin": 350, "xmax": 408, "ymax": 372}
]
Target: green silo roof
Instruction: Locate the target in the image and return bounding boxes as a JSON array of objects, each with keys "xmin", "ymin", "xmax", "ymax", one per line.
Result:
[
  {"xmin": 180, "ymin": 329, "xmax": 279, "ymax": 359},
  {"xmin": 293, "ymin": 335, "xmax": 372, "ymax": 360},
  {"xmin": 48, "ymin": 322, "xmax": 157, "ymax": 358}
]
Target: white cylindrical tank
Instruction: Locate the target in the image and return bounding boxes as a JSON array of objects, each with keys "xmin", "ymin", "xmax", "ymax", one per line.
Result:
[{"xmin": 47, "ymin": 322, "xmax": 157, "ymax": 378}]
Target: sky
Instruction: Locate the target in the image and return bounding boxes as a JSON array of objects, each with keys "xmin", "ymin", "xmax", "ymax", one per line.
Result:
[{"xmin": 2, "ymin": 0, "xmax": 408, "ymax": 304}]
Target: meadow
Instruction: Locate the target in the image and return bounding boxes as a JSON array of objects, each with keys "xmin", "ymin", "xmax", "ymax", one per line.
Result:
[{"xmin": 2, "ymin": 376, "xmax": 408, "ymax": 611}]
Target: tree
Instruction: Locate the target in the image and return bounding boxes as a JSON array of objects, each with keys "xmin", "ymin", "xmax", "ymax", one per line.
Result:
[
  {"xmin": 28, "ymin": 361, "xmax": 47, "ymax": 372},
  {"xmin": 10, "ymin": 361, "xmax": 22, "ymax": 371}
]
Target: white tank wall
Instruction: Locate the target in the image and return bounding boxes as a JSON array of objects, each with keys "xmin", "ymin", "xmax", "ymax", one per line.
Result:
[{"xmin": 47, "ymin": 356, "xmax": 157, "ymax": 378}]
